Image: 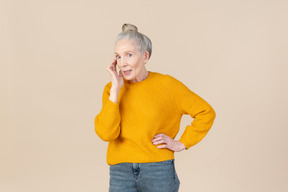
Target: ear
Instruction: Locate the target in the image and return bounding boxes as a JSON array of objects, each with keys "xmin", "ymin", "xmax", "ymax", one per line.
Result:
[{"xmin": 143, "ymin": 51, "xmax": 150, "ymax": 63}]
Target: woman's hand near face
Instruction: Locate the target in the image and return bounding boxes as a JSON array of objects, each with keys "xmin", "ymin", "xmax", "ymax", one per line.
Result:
[
  {"xmin": 152, "ymin": 133, "xmax": 186, "ymax": 152},
  {"xmin": 106, "ymin": 59, "xmax": 124, "ymax": 90}
]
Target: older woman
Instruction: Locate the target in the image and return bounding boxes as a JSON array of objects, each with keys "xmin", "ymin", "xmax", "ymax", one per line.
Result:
[{"xmin": 94, "ymin": 23, "xmax": 216, "ymax": 192}]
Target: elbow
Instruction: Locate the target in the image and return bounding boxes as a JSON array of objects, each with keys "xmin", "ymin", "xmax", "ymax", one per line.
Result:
[
  {"xmin": 94, "ymin": 116, "xmax": 121, "ymax": 141},
  {"xmin": 207, "ymin": 105, "xmax": 216, "ymax": 124},
  {"xmin": 95, "ymin": 126, "xmax": 120, "ymax": 142},
  {"xmin": 211, "ymin": 106, "xmax": 216, "ymax": 120},
  {"xmin": 94, "ymin": 115, "xmax": 120, "ymax": 141},
  {"xmin": 198, "ymin": 104, "xmax": 216, "ymax": 123}
]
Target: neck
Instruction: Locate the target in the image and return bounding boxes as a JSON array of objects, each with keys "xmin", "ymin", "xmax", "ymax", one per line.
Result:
[{"xmin": 130, "ymin": 70, "xmax": 149, "ymax": 83}]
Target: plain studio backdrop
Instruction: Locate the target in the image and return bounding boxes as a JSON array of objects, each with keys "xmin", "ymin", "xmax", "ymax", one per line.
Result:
[{"xmin": 1, "ymin": 0, "xmax": 287, "ymax": 191}]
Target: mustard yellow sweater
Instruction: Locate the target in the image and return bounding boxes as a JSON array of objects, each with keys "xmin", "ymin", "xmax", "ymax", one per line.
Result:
[{"xmin": 94, "ymin": 71, "xmax": 216, "ymax": 165}]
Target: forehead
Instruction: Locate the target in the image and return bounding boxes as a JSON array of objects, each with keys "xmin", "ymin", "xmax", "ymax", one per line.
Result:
[{"xmin": 115, "ymin": 39, "xmax": 140, "ymax": 54}]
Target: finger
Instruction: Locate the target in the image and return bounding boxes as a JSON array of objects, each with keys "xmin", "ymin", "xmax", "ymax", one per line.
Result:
[
  {"xmin": 112, "ymin": 61, "xmax": 117, "ymax": 68},
  {"xmin": 154, "ymin": 133, "xmax": 166, "ymax": 138},
  {"xmin": 154, "ymin": 135, "xmax": 169, "ymax": 141},
  {"xmin": 152, "ymin": 139, "xmax": 166, "ymax": 145},
  {"xmin": 106, "ymin": 66, "xmax": 112, "ymax": 73},
  {"xmin": 108, "ymin": 60, "xmax": 117, "ymax": 70},
  {"xmin": 107, "ymin": 64, "xmax": 113, "ymax": 71},
  {"xmin": 119, "ymin": 70, "xmax": 123, "ymax": 77},
  {"xmin": 107, "ymin": 66, "xmax": 115, "ymax": 74},
  {"xmin": 111, "ymin": 58, "xmax": 117, "ymax": 63},
  {"xmin": 157, "ymin": 144, "xmax": 167, "ymax": 149},
  {"xmin": 151, "ymin": 137, "xmax": 163, "ymax": 142}
]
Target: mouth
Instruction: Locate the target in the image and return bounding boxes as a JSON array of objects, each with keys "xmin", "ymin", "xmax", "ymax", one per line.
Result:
[{"xmin": 123, "ymin": 70, "xmax": 132, "ymax": 75}]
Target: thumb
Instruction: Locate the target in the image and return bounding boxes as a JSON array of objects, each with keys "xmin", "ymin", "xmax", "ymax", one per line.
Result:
[{"xmin": 119, "ymin": 70, "xmax": 123, "ymax": 78}]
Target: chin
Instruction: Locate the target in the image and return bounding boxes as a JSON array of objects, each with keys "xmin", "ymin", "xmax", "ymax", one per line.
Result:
[
  {"xmin": 124, "ymin": 76, "xmax": 136, "ymax": 82},
  {"xmin": 124, "ymin": 77, "xmax": 133, "ymax": 81}
]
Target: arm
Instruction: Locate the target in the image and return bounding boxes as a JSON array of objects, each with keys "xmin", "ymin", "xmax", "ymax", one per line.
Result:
[
  {"xmin": 179, "ymin": 100, "xmax": 216, "ymax": 150},
  {"xmin": 152, "ymin": 76, "xmax": 216, "ymax": 151},
  {"xmin": 173, "ymin": 77, "xmax": 216, "ymax": 150},
  {"xmin": 94, "ymin": 83, "xmax": 121, "ymax": 141}
]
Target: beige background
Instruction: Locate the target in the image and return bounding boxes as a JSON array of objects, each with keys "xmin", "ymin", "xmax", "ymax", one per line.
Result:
[{"xmin": 1, "ymin": 0, "xmax": 288, "ymax": 191}]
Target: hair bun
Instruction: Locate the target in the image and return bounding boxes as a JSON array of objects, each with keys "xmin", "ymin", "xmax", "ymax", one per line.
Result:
[{"xmin": 122, "ymin": 23, "xmax": 138, "ymax": 32}]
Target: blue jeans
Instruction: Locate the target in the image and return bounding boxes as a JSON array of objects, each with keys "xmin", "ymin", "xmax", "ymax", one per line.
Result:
[{"xmin": 109, "ymin": 159, "xmax": 180, "ymax": 192}]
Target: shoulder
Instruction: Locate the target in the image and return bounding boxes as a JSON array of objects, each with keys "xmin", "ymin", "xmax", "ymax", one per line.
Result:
[
  {"xmin": 157, "ymin": 72, "xmax": 185, "ymax": 86},
  {"xmin": 162, "ymin": 73, "xmax": 193, "ymax": 95},
  {"xmin": 151, "ymin": 71, "xmax": 180, "ymax": 83},
  {"xmin": 151, "ymin": 72, "xmax": 191, "ymax": 94}
]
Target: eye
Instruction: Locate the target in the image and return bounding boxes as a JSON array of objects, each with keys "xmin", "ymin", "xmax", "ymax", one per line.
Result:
[
  {"xmin": 128, "ymin": 53, "xmax": 133, "ymax": 57},
  {"xmin": 116, "ymin": 55, "xmax": 121, "ymax": 59}
]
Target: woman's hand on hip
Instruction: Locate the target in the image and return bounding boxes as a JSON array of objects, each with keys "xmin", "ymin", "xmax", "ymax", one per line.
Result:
[
  {"xmin": 152, "ymin": 133, "xmax": 186, "ymax": 152},
  {"xmin": 106, "ymin": 58, "xmax": 124, "ymax": 90}
]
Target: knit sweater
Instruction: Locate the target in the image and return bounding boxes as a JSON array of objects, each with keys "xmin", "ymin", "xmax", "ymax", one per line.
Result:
[{"xmin": 94, "ymin": 71, "xmax": 216, "ymax": 165}]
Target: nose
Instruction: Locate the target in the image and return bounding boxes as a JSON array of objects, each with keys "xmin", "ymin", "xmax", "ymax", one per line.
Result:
[{"xmin": 118, "ymin": 57, "xmax": 127, "ymax": 67}]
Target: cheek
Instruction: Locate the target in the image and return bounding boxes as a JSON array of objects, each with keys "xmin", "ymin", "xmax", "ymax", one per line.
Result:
[
  {"xmin": 133, "ymin": 57, "xmax": 143, "ymax": 66},
  {"xmin": 128, "ymin": 58, "xmax": 137, "ymax": 67}
]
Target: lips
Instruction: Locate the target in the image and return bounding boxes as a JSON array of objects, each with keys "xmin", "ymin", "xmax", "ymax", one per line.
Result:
[{"xmin": 123, "ymin": 70, "xmax": 132, "ymax": 75}]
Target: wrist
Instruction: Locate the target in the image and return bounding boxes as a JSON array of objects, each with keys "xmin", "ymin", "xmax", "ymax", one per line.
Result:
[
  {"xmin": 178, "ymin": 140, "xmax": 187, "ymax": 151},
  {"xmin": 110, "ymin": 86, "xmax": 120, "ymax": 93}
]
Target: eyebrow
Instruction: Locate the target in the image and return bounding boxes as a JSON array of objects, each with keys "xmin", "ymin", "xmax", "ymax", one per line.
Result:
[{"xmin": 114, "ymin": 51, "xmax": 135, "ymax": 55}]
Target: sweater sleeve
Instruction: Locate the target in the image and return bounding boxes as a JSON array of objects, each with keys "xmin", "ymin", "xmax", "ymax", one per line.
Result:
[
  {"xmin": 94, "ymin": 82, "xmax": 121, "ymax": 141},
  {"xmin": 169, "ymin": 76, "xmax": 216, "ymax": 150}
]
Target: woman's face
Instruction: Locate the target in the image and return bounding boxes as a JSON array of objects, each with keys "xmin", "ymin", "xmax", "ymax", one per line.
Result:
[{"xmin": 115, "ymin": 39, "xmax": 149, "ymax": 82}]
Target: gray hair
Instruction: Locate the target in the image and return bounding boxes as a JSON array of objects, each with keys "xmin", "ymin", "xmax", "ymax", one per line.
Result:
[{"xmin": 115, "ymin": 23, "xmax": 152, "ymax": 59}]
